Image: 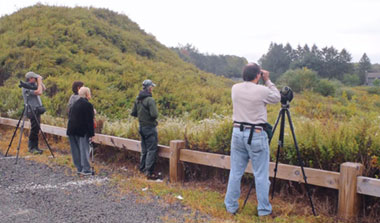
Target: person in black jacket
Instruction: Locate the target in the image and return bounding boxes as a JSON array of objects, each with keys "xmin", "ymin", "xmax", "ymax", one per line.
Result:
[{"xmin": 67, "ymin": 87, "xmax": 95, "ymax": 176}]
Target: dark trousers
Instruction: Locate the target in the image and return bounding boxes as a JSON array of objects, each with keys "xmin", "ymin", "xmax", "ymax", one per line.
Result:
[
  {"xmin": 28, "ymin": 113, "xmax": 41, "ymax": 150},
  {"xmin": 69, "ymin": 135, "xmax": 91, "ymax": 172},
  {"xmin": 139, "ymin": 126, "xmax": 158, "ymax": 175}
]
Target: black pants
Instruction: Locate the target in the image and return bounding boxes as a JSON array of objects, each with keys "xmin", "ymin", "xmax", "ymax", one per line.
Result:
[
  {"xmin": 139, "ymin": 126, "xmax": 158, "ymax": 175},
  {"xmin": 28, "ymin": 113, "xmax": 41, "ymax": 150}
]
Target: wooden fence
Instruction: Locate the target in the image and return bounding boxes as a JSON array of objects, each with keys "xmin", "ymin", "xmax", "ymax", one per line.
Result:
[{"xmin": 1, "ymin": 117, "xmax": 379, "ymax": 219}]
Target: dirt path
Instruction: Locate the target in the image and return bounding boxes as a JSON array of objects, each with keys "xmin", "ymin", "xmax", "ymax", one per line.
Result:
[{"xmin": 0, "ymin": 154, "xmax": 206, "ymax": 223}]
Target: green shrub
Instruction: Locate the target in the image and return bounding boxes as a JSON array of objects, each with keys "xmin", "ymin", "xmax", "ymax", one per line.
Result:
[
  {"xmin": 314, "ymin": 79, "xmax": 336, "ymax": 96},
  {"xmin": 342, "ymin": 73, "xmax": 360, "ymax": 86},
  {"xmin": 367, "ymin": 86, "xmax": 380, "ymax": 95},
  {"xmin": 373, "ymin": 79, "xmax": 380, "ymax": 87},
  {"xmin": 277, "ymin": 68, "xmax": 319, "ymax": 93},
  {"xmin": 336, "ymin": 88, "xmax": 355, "ymax": 101}
]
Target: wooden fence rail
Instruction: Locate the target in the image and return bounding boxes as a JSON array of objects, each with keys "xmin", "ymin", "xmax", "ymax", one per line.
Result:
[{"xmin": 1, "ymin": 117, "xmax": 380, "ymax": 219}]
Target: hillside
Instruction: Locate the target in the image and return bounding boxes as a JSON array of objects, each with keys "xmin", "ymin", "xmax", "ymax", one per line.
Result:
[
  {"xmin": 0, "ymin": 4, "xmax": 234, "ymax": 120},
  {"xmin": 172, "ymin": 44, "xmax": 247, "ymax": 79}
]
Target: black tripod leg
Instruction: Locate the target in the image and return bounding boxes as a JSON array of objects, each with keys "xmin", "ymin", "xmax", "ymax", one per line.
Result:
[
  {"xmin": 90, "ymin": 141, "xmax": 95, "ymax": 175},
  {"xmin": 242, "ymin": 177, "xmax": 255, "ymax": 210},
  {"xmin": 29, "ymin": 105, "xmax": 55, "ymax": 158},
  {"xmin": 269, "ymin": 109, "xmax": 282, "ymax": 145},
  {"xmin": 15, "ymin": 115, "xmax": 27, "ymax": 164},
  {"xmin": 5, "ymin": 108, "xmax": 25, "ymax": 157},
  {"xmin": 271, "ymin": 109, "xmax": 285, "ymax": 200},
  {"xmin": 285, "ymin": 109, "xmax": 317, "ymax": 216}
]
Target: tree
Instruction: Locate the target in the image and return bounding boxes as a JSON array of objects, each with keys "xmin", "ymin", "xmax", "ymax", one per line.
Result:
[
  {"xmin": 260, "ymin": 42, "xmax": 355, "ymax": 82},
  {"xmin": 172, "ymin": 44, "xmax": 247, "ymax": 78},
  {"xmin": 358, "ymin": 53, "xmax": 371, "ymax": 85},
  {"xmin": 258, "ymin": 43, "xmax": 292, "ymax": 82},
  {"xmin": 291, "ymin": 44, "xmax": 323, "ymax": 75},
  {"xmin": 337, "ymin": 49, "xmax": 354, "ymax": 78}
]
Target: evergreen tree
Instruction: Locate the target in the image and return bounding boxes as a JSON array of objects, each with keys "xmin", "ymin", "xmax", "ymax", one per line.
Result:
[
  {"xmin": 258, "ymin": 43, "xmax": 292, "ymax": 82},
  {"xmin": 172, "ymin": 44, "xmax": 247, "ymax": 78},
  {"xmin": 358, "ymin": 53, "xmax": 372, "ymax": 84}
]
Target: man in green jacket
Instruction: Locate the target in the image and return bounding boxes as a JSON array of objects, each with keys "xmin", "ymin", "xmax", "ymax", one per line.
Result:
[{"xmin": 131, "ymin": 79, "xmax": 159, "ymax": 179}]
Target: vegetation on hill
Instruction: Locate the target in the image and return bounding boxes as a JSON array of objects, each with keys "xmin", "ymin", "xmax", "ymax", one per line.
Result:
[
  {"xmin": 172, "ymin": 44, "xmax": 247, "ymax": 79},
  {"xmin": 0, "ymin": 4, "xmax": 233, "ymax": 120}
]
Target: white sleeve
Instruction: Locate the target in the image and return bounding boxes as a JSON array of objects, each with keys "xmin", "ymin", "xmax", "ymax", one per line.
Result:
[{"xmin": 263, "ymin": 80, "xmax": 281, "ymax": 104}]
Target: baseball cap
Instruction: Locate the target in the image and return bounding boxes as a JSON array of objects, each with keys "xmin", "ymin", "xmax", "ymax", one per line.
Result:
[
  {"xmin": 142, "ymin": 79, "xmax": 156, "ymax": 88},
  {"xmin": 25, "ymin": 71, "xmax": 42, "ymax": 79}
]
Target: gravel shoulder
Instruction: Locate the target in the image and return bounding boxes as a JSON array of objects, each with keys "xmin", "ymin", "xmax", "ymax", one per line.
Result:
[{"xmin": 0, "ymin": 154, "xmax": 207, "ymax": 223}]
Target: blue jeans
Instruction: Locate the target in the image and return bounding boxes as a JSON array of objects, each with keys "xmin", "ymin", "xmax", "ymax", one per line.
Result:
[{"xmin": 224, "ymin": 127, "xmax": 272, "ymax": 216}]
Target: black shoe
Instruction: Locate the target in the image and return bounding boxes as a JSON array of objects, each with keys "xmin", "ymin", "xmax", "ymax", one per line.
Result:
[{"xmin": 146, "ymin": 173, "xmax": 159, "ymax": 180}]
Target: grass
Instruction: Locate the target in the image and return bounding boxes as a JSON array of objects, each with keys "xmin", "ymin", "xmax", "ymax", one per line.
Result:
[
  {"xmin": 109, "ymin": 172, "xmax": 335, "ymax": 223},
  {"xmin": 0, "ymin": 126, "xmax": 340, "ymax": 223}
]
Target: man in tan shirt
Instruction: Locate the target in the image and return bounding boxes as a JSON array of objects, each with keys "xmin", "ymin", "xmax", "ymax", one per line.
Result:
[{"xmin": 225, "ymin": 63, "xmax": 280, "ymax": 217}]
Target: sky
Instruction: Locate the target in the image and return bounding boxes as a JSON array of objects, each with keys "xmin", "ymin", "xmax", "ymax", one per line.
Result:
[{"xmin": 1, "ymin": 0, "xmax": 380, "ymax": 63}]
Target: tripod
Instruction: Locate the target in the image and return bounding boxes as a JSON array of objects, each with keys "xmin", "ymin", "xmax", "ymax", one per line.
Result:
[
  {"xmin": 242, "ymin": 102, "xmax": 316, "ymax": 216},
  {"xmin": 89, "ymin": 141, "xmax": 95, "ymax": 175},
  {"xmin": 4, "ymin": 92, "xmax": 55, "ymax": 164}
]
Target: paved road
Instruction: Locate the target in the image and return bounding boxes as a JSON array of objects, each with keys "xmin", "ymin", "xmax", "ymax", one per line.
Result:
[{"xmin": 0, "ymin": 155, "xmax": 207, "ymax": 223}]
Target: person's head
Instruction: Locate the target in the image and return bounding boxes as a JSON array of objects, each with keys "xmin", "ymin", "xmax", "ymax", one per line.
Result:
[
  {"xmin": 242, "ymin": 63, "xmax": 261, "ymax": 82},
  {"xmin": 142, "ymin": 79, "xmax": 156, "ymax": 93},
  {"xmin": 25, "ymin": 71, "xmax": 41, "ymax": 84},
  {"xmin": 78, "ymin": 87, "xmax": 91, "ymax": 100},
  {"xmin": 72, "ymin": 81, "xmax": 84, "ymax": 95}
]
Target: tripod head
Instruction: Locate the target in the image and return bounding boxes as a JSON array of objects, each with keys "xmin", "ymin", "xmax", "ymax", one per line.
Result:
[{"xmin": 280, "ymin": 86, "xmax": 293, "ymax": 108}]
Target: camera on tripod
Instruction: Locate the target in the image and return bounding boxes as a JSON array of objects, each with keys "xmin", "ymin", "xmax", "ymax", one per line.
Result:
[
  {"xmin": 18, "ymin": 80, "xmax": 37, "ymax": 90},
  {"xmin": 280, "ymin": 86, "xmax": 293, "ymax": 105}
]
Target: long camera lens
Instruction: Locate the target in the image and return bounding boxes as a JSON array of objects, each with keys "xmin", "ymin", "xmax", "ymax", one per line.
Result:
[{"xmin": 18, "ymin": 81, "xmax": 38, "ymax": 90}]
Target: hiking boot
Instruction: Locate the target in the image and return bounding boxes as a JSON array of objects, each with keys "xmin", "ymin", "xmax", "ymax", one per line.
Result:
[
  {"xmin": 80, "ymin": 170, "xmax": 93, "ymax": 176},
  {"xmin": 259, "ymin": 211, "xmax": 277, "ymax": 220},
  {"xmin": 28, "ymin": 148, "xmax": 43, "ymax": 155},
  {"xmin": 35, "ymin": 148, "xmax": 44, "ymax": 154},
  {"xmin": 224, "ymin": 206, "xmax": 237, "ymax": 216}
]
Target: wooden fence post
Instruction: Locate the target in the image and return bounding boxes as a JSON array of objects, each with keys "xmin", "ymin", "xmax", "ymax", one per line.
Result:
[
  {"xmin": 169, "ymin": 140, "xmax": 185, "ymax": 183},
  {"xmin": 338, "ymin": 162, "xmax": 364, "ymax": 219}
]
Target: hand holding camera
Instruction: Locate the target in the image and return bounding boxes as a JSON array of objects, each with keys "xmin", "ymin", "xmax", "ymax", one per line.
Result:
[{"xmin": 260, "ymin": 69, "xmax": 270, "ymax": 82}]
